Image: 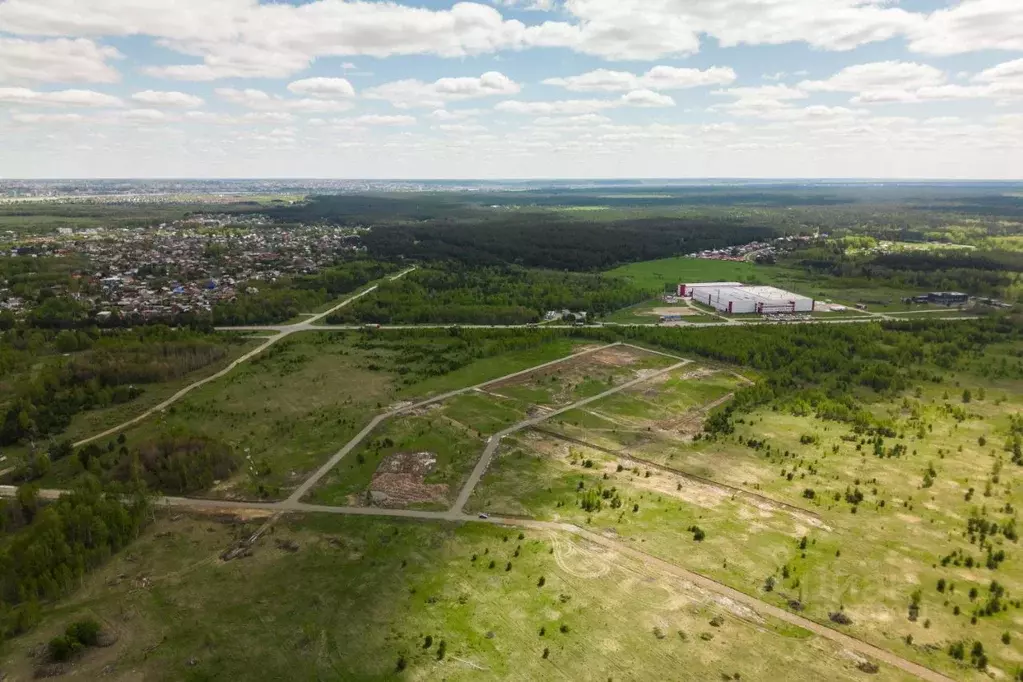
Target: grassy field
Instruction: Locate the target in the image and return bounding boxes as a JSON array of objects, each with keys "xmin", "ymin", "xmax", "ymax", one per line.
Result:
[
  {"xmin": 31, "ymin": 334, "xmax": 602, "ymax": 501},
  {"xmin": 0, "ymin": 511, "xmax": 918, "ymax": 682},
  {"xmin": 307, "ymin": 344, "xmax": 678, "ymax": 511},
  {"xmin": 603, "ymin": 299, "xmax": 717, "ymax": 324},
  {"xmin": 606, "ymin": 258, "xmax": 766, "ymax": 292},
  {"xmin": 467, "ymin": 352, "xmax": 1023, "ymax": 681}
]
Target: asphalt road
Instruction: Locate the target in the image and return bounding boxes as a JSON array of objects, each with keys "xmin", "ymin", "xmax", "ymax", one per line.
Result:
[{"xmin": 216, "ymin": 315, "xmax": 977, "ymax": 333}]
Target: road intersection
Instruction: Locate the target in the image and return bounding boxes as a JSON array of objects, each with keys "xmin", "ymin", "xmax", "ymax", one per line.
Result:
[{"xmin": 20, "ymin": 271, "xmax": 978, "ymax": 682}]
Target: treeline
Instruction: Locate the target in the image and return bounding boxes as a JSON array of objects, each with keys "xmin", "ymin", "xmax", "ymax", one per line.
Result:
[
  {"xmin": 794, "ymin": 246, "xmax": 1023, "ymax": 299},
  {"xmin": 211, "ymin": 259, "xmax": 394, "ymax": 325},
  {"xmin": 327, "ymin": 265, "xmax": 647, "ymax": 325},
  {"xmin": 0, "ymin": 326, "xmax": 239, "ymax": 446},
  {"xmin": 0, "ymin": 477, "xmax": 149, "ymax": 640}
]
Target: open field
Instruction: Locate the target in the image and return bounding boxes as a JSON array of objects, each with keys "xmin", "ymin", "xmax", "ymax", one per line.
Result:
[
  {"xmin": 466, "ymin": 351, "xmax": 1023, "ymax": 681},
  {"xmin": 31, "ymin": 333, "xmax": 593, "ymax": 501},
  {"xmin": 0, "ymin": 510, "xmax": 919, "ymax": 682},
  {"xmin": 308, "ymin": 344, "xmax": 677, "ymax": 511},
  {"xmin": 604, "ymin": 299, "xmax": 716, "ymax": 324}
]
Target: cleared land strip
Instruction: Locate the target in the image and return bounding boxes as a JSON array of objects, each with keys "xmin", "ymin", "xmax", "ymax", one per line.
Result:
[
  {"xmin": 530, "ymin": 425, "xmax": 827, "ymax": 526},
  {"xmin": 450, "ymin": 358, "xmax": 691, "ymax": 513},
  {"xmin": 286, "ymin": 342, "xmax": 625, "ymax": 503},
  {"xmin": 72, "ymin": 268, "xmax": 416, "ymax": 449}
]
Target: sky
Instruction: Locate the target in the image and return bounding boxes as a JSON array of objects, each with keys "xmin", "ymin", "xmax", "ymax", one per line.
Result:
[{"xmin": 0, "ymin": 0, "xmax": 1021, "ymax": 179}]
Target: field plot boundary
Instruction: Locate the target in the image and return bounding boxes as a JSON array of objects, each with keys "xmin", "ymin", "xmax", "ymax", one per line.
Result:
[
  {"xmin": 450, "ymin": 356, "xmax": 691, "ymax": 512},
  {"xmin": 288, "ymin": 341, "xmax": 626, "ymax": 503}
]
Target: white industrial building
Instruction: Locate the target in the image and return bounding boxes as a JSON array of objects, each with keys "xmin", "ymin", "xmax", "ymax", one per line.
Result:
[
  {"xmin": 677, "ymin": 282, "xmax": 742, "ymax": 296},
  {"xmin": 684, "ymin": 283, "xmax": 815, "ymax": 314}
]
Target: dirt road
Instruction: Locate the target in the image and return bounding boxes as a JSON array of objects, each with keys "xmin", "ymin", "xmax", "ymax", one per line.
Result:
[{"xmin": 72, "ymin": 268, "xmax": 416, "ymax": 448}]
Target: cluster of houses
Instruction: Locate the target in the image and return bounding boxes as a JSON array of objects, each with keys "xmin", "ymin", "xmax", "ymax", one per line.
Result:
[
  {"xmin": 2, "ymin": 215, "xmax": 364, "ymax": 321},
  {"xmin": 686, "ymin": 234, "xmax": 822, "ymax": 262}
]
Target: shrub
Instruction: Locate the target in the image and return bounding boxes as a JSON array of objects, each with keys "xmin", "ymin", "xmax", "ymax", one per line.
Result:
[
  {"xmin": 48, "ymin": 635, "xmax": 82, "ymax": 662},
  {"xmin": 66, "ymin": 619, "xmax": 101, "ymax": 647},
  {"xmin": 829, "ymin": 611, "xmax": 852, "ymax": 625}
]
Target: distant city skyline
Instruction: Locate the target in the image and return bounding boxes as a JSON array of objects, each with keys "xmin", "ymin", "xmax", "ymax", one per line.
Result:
[{"xmin": 0, "ymin": 0, "xmax": 1021, "ymax": 179}]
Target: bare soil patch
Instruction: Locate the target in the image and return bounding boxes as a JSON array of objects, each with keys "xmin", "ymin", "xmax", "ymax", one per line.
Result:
[
  {"xmin": 364, "ymin": 452, "xmax": 448, "ymax": 507},
  {"xmin": 647, "ymin": 307, "xmax": 703, "ymax": 317}
]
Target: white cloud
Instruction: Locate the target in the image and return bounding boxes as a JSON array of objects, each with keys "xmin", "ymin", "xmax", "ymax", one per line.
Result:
[
  {"xmin": 1, "ymin": 0, "xmax": 988, "ymax": 82},
  {"xmin": 287, "ymin": 77, "xmax": 356, "ymax": 99},
  {"xmin": 122, "ymin": 108, "xmax": 176, "ymax": 123},
  {"xmin": 131, "ymin": 90, "xmax": 204, "ymax": 108},
  {"xmin": 244, "ymin": 112, "xmax": 297, "ymax": 123},
  {"xmin": 797, "ymin": 60, "xmax": 1023, "ymax": 105},
  {"xmin": 430, "ymin": 108, "xmax": 483, "ymax": 121},
  {"xmin": 909, "ymin": 0, "xmax": 1023, "ymax": 55},
  {"xmin": 496, "ymin": 90, "xmax": 674, "ymax": 115},
  {"xmin": 435, "ymin": 123, "xmax": 489, "ymax": 133},
  {"xmin": 365, "ymin": 72, "xmax": 519, "ymax": 108},
  {"xmin": 533, "ymin": 113, "xmax": 612, "ymax": 126},
  {"xmin": 800, "ymin": 61, "xmax": 946, "ymax": 93},
  {"xmin": 974, "ymin": 58, "xmax": 1023, "ymax": 84},
  {"xmin": 0, "ymin": 0, "xmax": 538, "ymax": 80},
  {"xmin": 10, "ymin": 112, "xmax": 84, "ymax": 124},
  {"xmin": 527, "ymin": 0, "xmax": 921, "ymax": 60},
  {"xmin": 543, "ymin": 66, "xmax": 735, "ymax": 92},
  {"xmin": 0, "ymin": 37, "xmax": 122, "ymax": 84},
  {"xmin": 216, "ymin": 88, "xmax": 353, "ymax": 113},
  {"xmin": 495, "ymin": 99, "xmax": 618, "ymax": 115},
  {"xmin": 334, "ymin": 114, "xmax": 418, "ymax": 126},
  {"xmin": 493, "ymin": 0, "xmax": 556, "ymax": 10},
  {"xmin": 620, "ymin": 89, "xmax": 675, "ymax": 107},
  {"xmin": 0, "ymin": 87, "xmax": 122, "ymax": 107}
]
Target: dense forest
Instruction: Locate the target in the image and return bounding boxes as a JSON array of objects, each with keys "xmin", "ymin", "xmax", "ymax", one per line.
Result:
[
  {"xmin": 326, "ymin": 265, "xmax": 647, "ymax": 325},
  {"xmin": 0, "ymin": 477, "xmax": 149, "ymax": 641},
  {"xmin": 0, "ymin": 326, "xmax": 243, "ymax": 447},
  {"xmin": 266, "ymin": 196, "xmax": 787, "ymax": 270},
  {"xmin": 360, "ymin": 217, "xmax": 782, "ymax": 271},
  {"xmin": 792, "ymin": 245, "xmax": 1023, "ymax": 299}
]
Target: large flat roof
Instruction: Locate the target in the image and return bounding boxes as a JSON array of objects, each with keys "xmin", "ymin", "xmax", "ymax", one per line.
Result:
[{"xmin": 694, "ymin": 284, "xmax": 812, "ymax": 303}]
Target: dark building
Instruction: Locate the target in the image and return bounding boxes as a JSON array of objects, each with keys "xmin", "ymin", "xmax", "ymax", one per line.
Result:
[{"xmin": 906, "ymin": 291, "xmax": 969, "ymax": 305}]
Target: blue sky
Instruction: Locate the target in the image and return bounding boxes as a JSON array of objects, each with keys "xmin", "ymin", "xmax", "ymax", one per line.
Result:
[{"xmin": 0, "ymin": 0, "xmax": 1021, "ymax": 178}]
